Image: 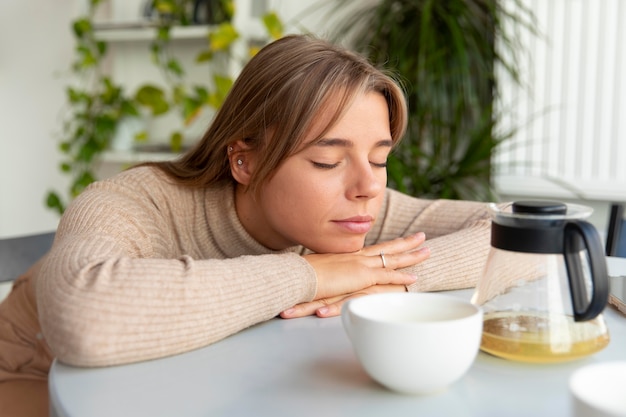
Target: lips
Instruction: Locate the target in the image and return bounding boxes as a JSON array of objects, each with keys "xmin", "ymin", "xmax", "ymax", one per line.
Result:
[{"xmin": 332, "ymin": 216, "xmax": 374, "ymax": 234}]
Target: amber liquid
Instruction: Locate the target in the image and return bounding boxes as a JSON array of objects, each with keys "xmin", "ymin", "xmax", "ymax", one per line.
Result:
[{"xmin": 481, "ymin": 312, "xmax": 610, "ymax": 363}]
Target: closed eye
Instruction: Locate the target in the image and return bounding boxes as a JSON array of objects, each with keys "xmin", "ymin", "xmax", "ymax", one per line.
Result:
[
  {"xmin": 312, "ymin": 161, "xmax": 387, "ymax": 169},
  {"xmin": 312, "ymin": 161, "xmax": 339, "ymax": 169}
]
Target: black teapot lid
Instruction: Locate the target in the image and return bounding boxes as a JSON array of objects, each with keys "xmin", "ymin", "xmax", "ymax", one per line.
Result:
[
  {"xmin": 512, "ymin": 201, "xmax": 567, "ymax": 215},
  {"xmin": 489, "ymin": 201, "xmax": 592, "ymax": 223}
]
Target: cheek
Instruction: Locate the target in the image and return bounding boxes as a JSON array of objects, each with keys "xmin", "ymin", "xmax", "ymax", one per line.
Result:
[
  {"xmin": 267, "ymin": 174, "xmax": 334, "ymax": 220},
  {"xmin": 262, "ymin": 168, "xmax": 347, "ymax": 240}
]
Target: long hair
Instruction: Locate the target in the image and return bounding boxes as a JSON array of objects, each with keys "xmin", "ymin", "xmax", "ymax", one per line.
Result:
[{"xmin": 152, "ymin": 34, "xmax": 408, "ymax": 194}]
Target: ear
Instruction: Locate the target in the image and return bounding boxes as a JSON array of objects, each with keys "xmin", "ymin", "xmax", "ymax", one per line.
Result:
[{"xmin": 228, "ymin": 140, "xmax": 256, "ymax": 186}]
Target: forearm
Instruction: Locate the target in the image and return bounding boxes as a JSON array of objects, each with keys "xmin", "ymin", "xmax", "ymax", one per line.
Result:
[
  {"xmin": 37, "ymin": 239, "xmax": 316, "ymax": 367},
  {"xmin": 404, "ymin": 217, "xmax": 491, "ymax": 292}
]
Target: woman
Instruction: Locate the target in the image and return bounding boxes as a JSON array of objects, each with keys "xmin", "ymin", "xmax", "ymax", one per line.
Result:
[{"xmin": 0, "ymin": 34, "xmax": 491, "ymax": 415}]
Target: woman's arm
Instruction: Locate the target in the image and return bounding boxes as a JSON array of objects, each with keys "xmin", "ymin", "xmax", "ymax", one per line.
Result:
[{"xmin": 36, "ymin": 179, "xmax": 317, "ymax": 368}]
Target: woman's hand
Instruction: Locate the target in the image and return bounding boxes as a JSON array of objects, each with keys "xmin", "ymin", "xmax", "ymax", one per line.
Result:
[
  {"xmin": 281, "ymin": 232, "xmax": 430, "ymax": 319},
  {"xmin": 280, "ymin": 284, "xmax": 407, "ymax": 319}
]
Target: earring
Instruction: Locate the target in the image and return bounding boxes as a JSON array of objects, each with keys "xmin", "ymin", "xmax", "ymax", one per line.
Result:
[
  {"xmin": 237, "ymin": 159, "xmax": 243, "ymax": 166},
  {"xmin": 227, "ymin": 146, "xmax": 233, "ymax": 153}
]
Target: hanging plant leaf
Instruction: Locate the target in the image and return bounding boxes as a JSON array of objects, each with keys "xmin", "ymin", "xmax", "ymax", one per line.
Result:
[
  {"xmin": 96, "ymin": 41, "xmax": 107, "ymax": 57},
  {"xmin": 195, "ymin": 49, "xmax": 213, "ymax": 63},
  {"xmin": 45, "ymin": 192, "xmax": 65, "ymax": 216},
  {"xmin": 262, "ymin": 12, "xmax": 283, "ymax": 40},
  {"xmin": 157, "ymin": 26, "xmax": 171, "ymax": 42},
  {"xmin": 135, "ymin": 85, "xmax": 170, "ymax": 115},
  {"xmin": 193, "ymin": 86, "xmax": 209, "ymax": 102},
  {"xmin": 76, "ymin": 46, "xmax": 97, "ymax": 69},
  {"xmin": 93, "ymin": 114, "xmax": 117, "ymax": 146},
  {"xmin": 166, "ymin": 58, "xmax": 184, "ymax": 77},
  {"xmin": 153, "ymin": 0, "xmax": 176, "ymax": 15},
  {"xmin": 209, "ymin": 23, "xmax": 239, "ymax": 51},
  {"xmin": 120, "ymin": 100, "xmax": 140, "ymax": 117},
  {"xmin": 221, "ymin": 0, "xmax": 235, "ymax": 21},
  {"xmin": 71, "ymin": 171, "xmax": 97, "ymax": 198},
  {"xmin": 67, "ymin": 87, "xmax": 90, "ymax": 104},
  {"xmin": 183, "ymin": 97, "xmax": 203, "ymax": 125},
  {"xmin": 134, "ymin": 130, "xmax": 149, "ymax": 142},
  {"xmin": 215, "ymin": 74, "xmax": 232, "ymax": 95},
  {"xmin": 59, "ymin": 142, "xmax": 71, "ymax": 153},
  {"xmin": 101, "ymin": 77, "xmax": 123, "ymax": 105},
  {"xmin": 248, "ymin": 45, "xmax": 261, "ymax": 57},
  {"xmin": 171, "ymin": 84, "xmax": 186, "ymax": 105},
  {"xmin": 76, "ymin": 138, "xmax": 101, "ymax": 162},
  {"xmin": 206, "ymin": 74, "xmax": 233, "ymax": 109},
  {"xmin": 169, "ymin": 131, "xmax": 183, "ymax": 152},
  {"xmin": 60, "ymin": 162, "xmax": 72, "ymax": 173},
  {"xmin": 72, "ymin": 18, "xmax": 92, "ymax": 38}
]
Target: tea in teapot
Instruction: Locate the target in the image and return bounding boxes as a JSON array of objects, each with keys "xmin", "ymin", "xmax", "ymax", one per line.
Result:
[{"xmin": 472, "ymin": 201, "xmax": 610, "ymax": 363}]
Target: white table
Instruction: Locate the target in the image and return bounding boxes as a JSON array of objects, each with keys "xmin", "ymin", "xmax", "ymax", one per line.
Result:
[{"xmin": 50, "ymin": 257, "xmax": 626, "ymax": 417}]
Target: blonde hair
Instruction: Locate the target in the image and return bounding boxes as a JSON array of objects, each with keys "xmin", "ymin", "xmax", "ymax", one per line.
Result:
[{"xmin": 154, "ymin": 34, "xmax": 407, "ymax": 194}]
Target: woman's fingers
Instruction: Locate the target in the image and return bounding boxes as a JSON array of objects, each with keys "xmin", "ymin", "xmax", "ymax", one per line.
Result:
[
  {"xmin": 281, "ymin": 285, "xmax": 406, "ymax": 319},
  {"xmin": 361, "ymin": 232, "xmax": 426, "ymax": 258},
  {"xmin": 374, "ymin": 246, "xmax": 430, "ymax": 270},
  {"xmin": 305, "ymin": 254, "xmax": 418, "ymax": 299},
  {"xmin": 316, "ymin": 284, "xmax": 407, "ymax": 317},
  {"xmin": 280, "ymin": 294, "xmax": 346, "ymax": 318},
  {"xmin": 303, "ymin": 231, "xmax": 430, "ymax": 300},
  {"xmin": 288, "ymin": 233, "xmax": 431, "ymax": 320},
  {"xmin": 362, "ymin": 232, "xmax": 428, "ymax": 269}
]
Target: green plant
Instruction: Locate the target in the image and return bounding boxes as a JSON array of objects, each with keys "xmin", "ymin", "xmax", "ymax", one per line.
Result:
[
  {"xmin": 329, "ymin": 0, "xmax": 536, "ymax": 201},
  {"xmin": 46, "ymin": 0, "xmax": 283, "ymax": 215}
]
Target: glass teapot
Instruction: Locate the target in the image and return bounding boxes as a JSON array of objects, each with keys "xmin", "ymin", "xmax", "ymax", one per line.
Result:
[{"xmin": 471, "ymin": 201, "xmax": 610, "ymax": 363}]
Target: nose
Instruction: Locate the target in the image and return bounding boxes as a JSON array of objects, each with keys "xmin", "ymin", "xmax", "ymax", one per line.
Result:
[{"xmin": 347, "ymin": 160, "xmax": 386, "ymax": 200}]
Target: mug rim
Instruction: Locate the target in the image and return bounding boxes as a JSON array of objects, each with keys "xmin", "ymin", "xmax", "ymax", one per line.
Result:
[{"xmin": 344, "ymin": 292, "xmax": 482, "ymax": 326}]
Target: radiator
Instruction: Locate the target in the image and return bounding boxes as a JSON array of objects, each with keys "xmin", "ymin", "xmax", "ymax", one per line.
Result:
[{"xmin": 494, "ymin": 0, "xmax": 626, "ymax": 201}]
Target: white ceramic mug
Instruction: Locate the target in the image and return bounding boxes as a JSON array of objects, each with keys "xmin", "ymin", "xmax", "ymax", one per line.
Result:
[
  {"xmin": 570, "ymin": 361, "xmax": 626, "ymax": 417},
  {"xmin": 342, "ymin": 292, "xmax": 483, "ymax": 395}
]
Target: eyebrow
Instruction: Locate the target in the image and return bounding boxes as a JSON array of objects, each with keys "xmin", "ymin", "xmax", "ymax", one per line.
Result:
[{"xmin": 316, "ymin": 138, "xmax": 393, "ymax": 148}]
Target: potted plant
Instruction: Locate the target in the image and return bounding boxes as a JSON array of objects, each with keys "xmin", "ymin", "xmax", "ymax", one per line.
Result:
[
  {"xmin": 329, "ymin": 0, "xmax": 536, "ymax": 201},
  {"xmin": 46, "ymin": 0, "xmax": 283, "ymax": 215}
]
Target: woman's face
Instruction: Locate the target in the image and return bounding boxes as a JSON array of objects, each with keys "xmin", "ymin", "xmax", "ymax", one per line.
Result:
[{"xmin": 236, "ymin": 92, "xmax": 392, "ymax": 253}]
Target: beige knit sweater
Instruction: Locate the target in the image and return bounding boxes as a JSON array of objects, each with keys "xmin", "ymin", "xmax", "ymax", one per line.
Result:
[{"xmin": 36, "ymin": 166, "xmax": 492, "ymax": 367}]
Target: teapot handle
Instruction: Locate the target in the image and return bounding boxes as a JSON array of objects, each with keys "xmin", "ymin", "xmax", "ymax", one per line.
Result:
[{"xmin": 564, "ymin": 221, "xmax": 609, "ymax": 321}]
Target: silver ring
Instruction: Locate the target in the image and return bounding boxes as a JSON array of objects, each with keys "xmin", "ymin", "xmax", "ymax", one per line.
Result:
[{"xmin": 379, "ymin": 251, "xmax": 387, "ymax": 268}]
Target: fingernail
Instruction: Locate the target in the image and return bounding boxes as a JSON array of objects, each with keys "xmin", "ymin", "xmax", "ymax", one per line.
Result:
[
  {"xmin": 409, "ymin": 275, "xmax": 418, "ymax": 281},
  {"xmin": 415, "ymin": 232, "xmax": 426, "ymax": 239},
  {"xmin": 317, "ymin": 307, "xmax": 329, "ymax": 316},
  {"xmin": 282, "ymin": 308, "xmax": 295, "ymax": 316},
  {"xmin": 419, "ymin": 246, "xmax": 430, "ymax": 254}
]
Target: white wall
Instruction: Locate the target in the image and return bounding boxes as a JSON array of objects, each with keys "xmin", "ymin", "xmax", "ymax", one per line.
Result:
[{"xmin": 0, "ymin": 0, "xmax": 85, "ymax": 238}]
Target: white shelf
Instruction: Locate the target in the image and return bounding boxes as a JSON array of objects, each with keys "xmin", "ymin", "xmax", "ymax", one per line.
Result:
[{"xmin": 94, "ymin": 23, "xmax": 211, "ymax": 42}]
